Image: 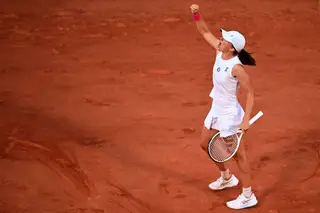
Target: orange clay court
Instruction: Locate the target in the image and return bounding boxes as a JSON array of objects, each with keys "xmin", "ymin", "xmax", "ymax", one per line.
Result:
[{"xmin": 0, "ymin": 0, "xmax": 319, "ymax": 212}]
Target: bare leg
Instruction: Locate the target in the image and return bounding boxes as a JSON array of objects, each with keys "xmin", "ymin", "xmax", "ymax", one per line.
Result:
[
  {"xmin": 226, "ymin": 137, "xmax": 258, "ymax": 209},
  {"xmin": 200, "ymin": 126, "xmax": 230, "ymax": 179},
  {"xmin": 233, "ymin": 136, "xmax": 252, "ymax": 196}
]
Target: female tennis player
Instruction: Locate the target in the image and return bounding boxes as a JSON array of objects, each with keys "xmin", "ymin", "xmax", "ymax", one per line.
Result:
[{"xmin": 190, "ymin": 4, "xmax": 258, "ymax": 210}]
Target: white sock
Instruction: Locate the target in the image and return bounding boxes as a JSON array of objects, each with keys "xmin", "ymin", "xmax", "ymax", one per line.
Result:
[
  {"xmin": 220, "ymin": 169, "xmax": 231, "ymax": 180},
  {"xmin": 242, "ymin": 186, "xmax": 252, "ymax": 198}
]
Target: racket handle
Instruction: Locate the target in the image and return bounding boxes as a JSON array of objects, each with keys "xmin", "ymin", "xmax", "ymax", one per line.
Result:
[{"xmin": 249, "ymin": 111, "xmax": 264, "ymax": 126}]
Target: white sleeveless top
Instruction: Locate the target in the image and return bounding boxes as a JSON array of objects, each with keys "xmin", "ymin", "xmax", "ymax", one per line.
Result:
[{"xmin": 209, "ymin": 52, "xmax": 243, "ymax": 113}]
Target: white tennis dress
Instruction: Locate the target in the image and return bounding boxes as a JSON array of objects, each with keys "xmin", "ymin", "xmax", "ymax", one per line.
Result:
[{"xmin": 204, "ymin": 51, "xmax": 245, "ymax": 137}]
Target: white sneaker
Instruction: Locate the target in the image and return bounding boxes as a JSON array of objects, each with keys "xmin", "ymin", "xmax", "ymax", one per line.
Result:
[
  {"xmin": 226, "ymin": 193, "xmax": 258, "ymax": 210},
  {"xmin": 208, "ymin": 174, "xmax": 239, "ymax": 191}
]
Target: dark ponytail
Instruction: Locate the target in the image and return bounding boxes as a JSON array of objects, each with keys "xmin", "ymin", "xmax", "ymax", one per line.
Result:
[{"xmin": 234, "ymin": 49, "xmax": 256, "ymax": 66}]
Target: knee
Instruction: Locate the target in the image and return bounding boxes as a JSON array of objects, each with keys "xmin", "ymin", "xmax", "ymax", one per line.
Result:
[
  {"xmin": 233, "ymin": 153, "xmax": 242, "ymax": 162},
  {"xmin": 200, "ymin": 142, "xmax": 208, "ymax": 152},
  {"xmin": 234, "ymin": 151, "xmax": 247, "ymax": 162}
]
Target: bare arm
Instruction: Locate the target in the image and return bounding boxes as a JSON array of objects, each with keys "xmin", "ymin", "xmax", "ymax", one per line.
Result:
[
  {"xmin": 190, "ymin": 4, "xmax": 220, "ymax": 51},
  {"xmin": 232, "ymin": 65, "xmax": 255, "ymax": 124}
]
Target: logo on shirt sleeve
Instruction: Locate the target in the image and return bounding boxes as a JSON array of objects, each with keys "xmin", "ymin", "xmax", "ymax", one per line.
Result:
[
  {"xmin": 224, "ymin": 67, "xmax": 229, "ymax": 72},
  {"xmin": 217, "ymin": 67, "xmax": 221, "ymax": 72}
]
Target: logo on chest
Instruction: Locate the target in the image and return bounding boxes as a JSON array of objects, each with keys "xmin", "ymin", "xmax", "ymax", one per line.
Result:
[{"xmin": 216, "ymin": 67, "xmax": 229, "ymax": 72}]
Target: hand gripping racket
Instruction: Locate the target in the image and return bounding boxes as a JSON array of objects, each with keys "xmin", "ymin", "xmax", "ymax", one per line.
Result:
[{"xmin": 207, "ymin": 111, "xmax": 264, "ymax": 163}]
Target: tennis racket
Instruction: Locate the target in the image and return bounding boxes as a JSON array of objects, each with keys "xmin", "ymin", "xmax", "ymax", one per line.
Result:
[{"xmin": 207, "ymin": 111, "xmax": 264, "ymax": 163}]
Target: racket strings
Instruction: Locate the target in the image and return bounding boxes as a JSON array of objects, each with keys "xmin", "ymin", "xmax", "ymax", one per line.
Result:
[{"xmin": 208, "ymin": 134, "xmax": 238, "ymax": 162}]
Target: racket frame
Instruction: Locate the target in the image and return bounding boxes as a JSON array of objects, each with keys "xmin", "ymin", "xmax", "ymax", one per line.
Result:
[{"xmin": 207, "ymin": 111, "xmax": 264, "ymax": 163}]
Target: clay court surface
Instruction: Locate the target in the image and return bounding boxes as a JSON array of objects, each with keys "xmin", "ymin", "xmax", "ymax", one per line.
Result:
[{"xmin": 0, "ymin": 0, "xmax": 319, "ymax": 212}]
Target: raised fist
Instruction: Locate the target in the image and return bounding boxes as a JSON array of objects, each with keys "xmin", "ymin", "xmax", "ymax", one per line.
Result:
[{"xmin": 190, "ymin": 4, "xmax": 199, "ymax": 14}]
